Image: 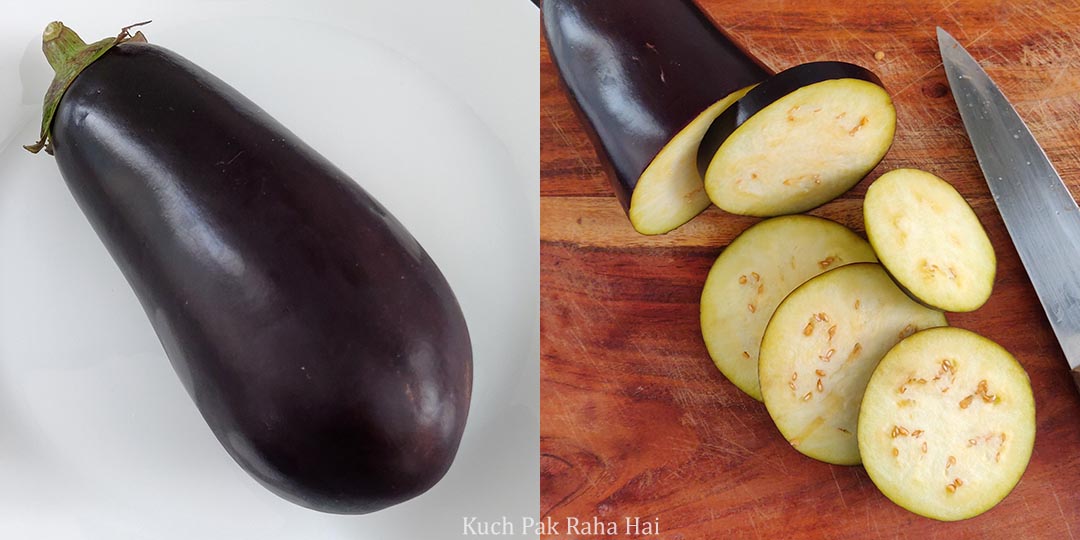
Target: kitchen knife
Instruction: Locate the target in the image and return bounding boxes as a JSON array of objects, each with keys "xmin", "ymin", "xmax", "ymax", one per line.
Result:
[{"xmin": 939, "ymin": 27, "xmax": 1080, "ymax": 390}]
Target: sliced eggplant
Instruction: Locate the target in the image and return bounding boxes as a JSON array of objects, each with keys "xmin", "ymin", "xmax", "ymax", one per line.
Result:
[
  {"xmin": 864, "ymin": 168, "xmax": 996, "ymax": 312},
  {"xmin": 699, "ymin": 62, "xmax": 896, "ymax": 217},
  {"xmin": 858, "ymin": 327, "xmax": 1035, "ymax": 521},
  {"xmin": 758, "ymin": 263, "xmax": 946, "ymax": 465},
  {"xmin": 700, "ymin": 215, "xmax": 877, "ymax": 401},
  {"xmin": 542, "ymin": 0, "xmax": 770, "ymax": 234}
]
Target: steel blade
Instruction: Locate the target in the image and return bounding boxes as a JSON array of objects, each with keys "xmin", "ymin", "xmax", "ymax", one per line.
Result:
[{"xmin": 939, "ymin": 27, "xmax": 1080, "ymax": 371}]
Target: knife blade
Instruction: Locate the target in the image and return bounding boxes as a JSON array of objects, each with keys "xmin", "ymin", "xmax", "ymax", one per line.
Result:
[{"xmin": 938, "ymin": 27, "xmax": 1080, "ymax": 390}]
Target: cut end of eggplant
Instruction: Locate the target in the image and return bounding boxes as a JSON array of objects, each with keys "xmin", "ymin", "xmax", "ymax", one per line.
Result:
[
  {"xmin": 864, "ymin": 169, "xmax": 996, "ymax": 312},
  {"xmin": 858, "ymin": 327, "xmax": 1034, "ymax": 521},
  {"xmin": 543, "ymin": 0, "xmax": 771, "ymax": 234},
  {"xmin": 701, "ymin": 62, "xmax": 896, "ymax": 217},
  {"xmin": 700, "ymin": 215, "xmax": 876, "ymax": 401},
  {"xmin": 758, "ymin": 263, "xmax": 946, "ymax": 465},
  {"xmin": 630, "ymin": 87, "xmax": 753, "ymax": 235}
]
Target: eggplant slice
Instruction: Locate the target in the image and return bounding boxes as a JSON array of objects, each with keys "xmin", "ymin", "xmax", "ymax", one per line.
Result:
[
  {"xmin": 700, "ymin": 215, "xmax": 876, "ymax": 401},
  {"xmin": 700, "ymin": 62, "xmax": 896, "ymax": 217},
  {"xmin": 543, "ymin": 0, "xmax": 770, "ymax": 234},
  {"xmin": 629, "ymin": 86, "xmax": 753, "ymax": 234},
  {"xmin": 858, "ymin": 327, "xmax": 1034, "ymax": 521},
  {"xmin": 759, "ymin": 263, "xmax": 946, "ymax": 465},
  {"xmin": 864, "ymin": 168, "xmax": 996, "ymax": 312}
]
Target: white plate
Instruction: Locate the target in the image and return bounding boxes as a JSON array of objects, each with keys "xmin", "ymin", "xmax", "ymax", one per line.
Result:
[{"xmin": 0, "ymin": 1, "xmax": 539, "ymax": 538}]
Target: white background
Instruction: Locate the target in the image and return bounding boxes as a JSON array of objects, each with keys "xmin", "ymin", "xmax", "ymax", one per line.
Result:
[{"xmin": 0, "ymin": 1, "xmax": 539, "ymax": 538}]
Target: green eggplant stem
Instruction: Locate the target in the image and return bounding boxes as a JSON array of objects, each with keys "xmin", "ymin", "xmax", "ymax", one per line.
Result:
[{"xmin": 24, "ymin": 20, "xmax": 151, "ymax": 155}]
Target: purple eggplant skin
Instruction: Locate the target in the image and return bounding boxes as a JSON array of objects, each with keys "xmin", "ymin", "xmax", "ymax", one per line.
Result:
[
  {"xmin": 542, "ymin": 0, "xmax": 770, "ymax": 210},
  {"xmin": 696, "ymin": 61, "xmax": 887, "ymax": 175},
  {"xmin": 49, "ymin": 42, "xmax": 472, "ymax": 514}
]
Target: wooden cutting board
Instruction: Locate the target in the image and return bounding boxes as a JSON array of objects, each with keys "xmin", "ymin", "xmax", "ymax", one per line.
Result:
[{"xmin": 540, "ymin": 0, "xmax": 1080, "ymax": 537}]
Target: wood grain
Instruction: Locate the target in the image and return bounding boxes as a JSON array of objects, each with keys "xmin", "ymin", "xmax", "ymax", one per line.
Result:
[{"xmin": 541, "ymin": 0, "xmax": 1080, "ymax": 537}]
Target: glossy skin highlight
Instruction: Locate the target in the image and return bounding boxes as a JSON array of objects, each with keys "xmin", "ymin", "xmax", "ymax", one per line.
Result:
[{"xmin": 50, "ymin": 42, "xmax": 472, "ymax": 514}]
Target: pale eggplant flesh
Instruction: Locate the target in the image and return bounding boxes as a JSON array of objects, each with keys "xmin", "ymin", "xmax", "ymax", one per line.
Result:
[
  {"xmin": 758, "ymin": 263, "xmax": 946, "ymax": 465},
  {"xmin": 700, "ymin": 215, "xmax": 877, "ymax": 401},
  {"xmin": 858, "ymin": 327, "xmax": 1034, "ymax": 521},
  {"xmin": 864, "ymin": 168, "xmax": 996, "ymax": 312},
  {"xmin": 698, "ymin": 62, "xmax": 896, "ymax": 217}
]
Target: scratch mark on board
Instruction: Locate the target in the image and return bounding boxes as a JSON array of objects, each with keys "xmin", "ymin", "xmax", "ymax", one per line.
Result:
[
  {"xmin": 831, "ymin": 15, "xmax": 875, "ymax": 54},
  {"xmin": 891, "ymin": 62, "xmax": 945, "ymax": 98},
  {"xmin": 966, "ymin": 27, "xmax": 996, "ymax": 49},
  {"xmin": 829, "ymin": 465, "xmax": 849, "ymax": 509},
  {"xmin": 1053, "ymin": 488, "xmax": 1075, "ymax": 540},
  {"xmin": 544, "ymin": 108, "xmax": 597, "ymax": 175}
]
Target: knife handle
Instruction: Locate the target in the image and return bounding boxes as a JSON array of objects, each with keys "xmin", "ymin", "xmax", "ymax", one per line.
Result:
[{"xmin": 1072, "ymin": 367, "xmax": 1080, "ymax": 395}]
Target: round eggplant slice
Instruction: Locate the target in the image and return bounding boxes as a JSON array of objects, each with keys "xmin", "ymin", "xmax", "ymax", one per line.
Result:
[
  {"xmin": 700, "ymin": 62, "xmax": 896, "ymax": 217},
  {"xmin": 864, "ymin": 168, "xmax": 996, "ymax": 312},
  {"xmin": 700, "ymin": 215, "xmax": 877, "ymax": 401},
  {"xmin": 759, "ymin": 263, "xmax": 946, "ymax": 465},
  {"xmin": 543, "ymin": 0, "xmax": 771, "ymax": 235},
  {"xmin": 858, "ymin": 327, "xmax": 1034, "ymax": 521},
  {"xmin": 629, "ymin": 86, "xmax": 753, "ymax": 234}
]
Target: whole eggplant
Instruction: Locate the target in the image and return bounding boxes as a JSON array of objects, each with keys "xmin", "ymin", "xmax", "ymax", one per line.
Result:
[{"xmin": 31, "ymin": 23, "xmax": 472, "ymax": 514}]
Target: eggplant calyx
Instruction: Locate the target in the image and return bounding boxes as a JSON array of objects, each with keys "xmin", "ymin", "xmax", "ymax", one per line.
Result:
[{"xmin": 24, "ymin": 20, "xmax": 151, "ymax": 155}]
